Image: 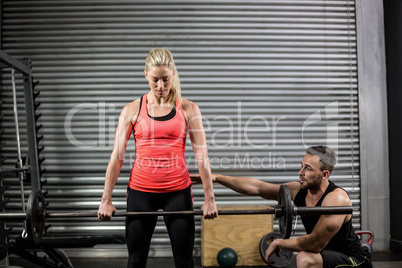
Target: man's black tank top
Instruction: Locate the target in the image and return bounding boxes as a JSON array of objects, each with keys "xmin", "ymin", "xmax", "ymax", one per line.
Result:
[{"xmin": 294, "ymin": 180, "xmax": 363, "ymax": 255}]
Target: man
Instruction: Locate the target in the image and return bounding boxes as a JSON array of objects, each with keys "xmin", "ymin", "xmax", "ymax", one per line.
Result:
[{"xmin": 191, "ymin": 145, "xmax": 372, "ymax": 268}]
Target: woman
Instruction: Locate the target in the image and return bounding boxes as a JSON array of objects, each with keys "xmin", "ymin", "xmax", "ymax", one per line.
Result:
[{"xmin": 97, "ymin": 48, "xmax": 218, "ymax": 268}]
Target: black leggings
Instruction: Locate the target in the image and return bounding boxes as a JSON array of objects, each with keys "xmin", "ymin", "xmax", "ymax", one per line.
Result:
[{"xmin": 125, "ymin": 186, "xmax": 195, "ymax": 268}]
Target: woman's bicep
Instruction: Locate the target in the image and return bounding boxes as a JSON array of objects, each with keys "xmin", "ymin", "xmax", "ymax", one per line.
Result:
[
  {"xmin": 186, "ymin": 102, "xmax": 208, "ymax": 152},
  {"xmin": 111, "ymin": 105, "xmax": 136, "ymax": 160}
]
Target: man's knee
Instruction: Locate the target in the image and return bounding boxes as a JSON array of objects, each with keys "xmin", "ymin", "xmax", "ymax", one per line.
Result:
[{"xmin": 296, "ymin": 251, "xmax": 323, "ymax": 268}]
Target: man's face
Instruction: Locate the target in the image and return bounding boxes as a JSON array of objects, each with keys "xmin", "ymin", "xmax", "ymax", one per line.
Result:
[{"xmin": 298, "ymin": 154, "xmax": 324, "ymax": 190}]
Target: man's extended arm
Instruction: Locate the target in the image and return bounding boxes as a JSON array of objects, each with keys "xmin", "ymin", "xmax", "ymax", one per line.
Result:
[
  {"xmin": 191, "ymin": 174, "xmax": 300, "ymax": 200},
  {"xmin": 213, "ymin": 174, "xmax": 280, "ymax": 199}
]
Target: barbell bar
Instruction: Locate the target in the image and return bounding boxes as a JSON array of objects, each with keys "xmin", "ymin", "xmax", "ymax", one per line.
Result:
[{"xmin": 0, "ymin": 185, "xmax": 354, "ymax": 244}]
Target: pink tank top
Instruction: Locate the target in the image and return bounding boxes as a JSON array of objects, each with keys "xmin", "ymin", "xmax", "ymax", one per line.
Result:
[{"xmin": 129, "ymin": 94, "xmax": 191, "ymax": 193}]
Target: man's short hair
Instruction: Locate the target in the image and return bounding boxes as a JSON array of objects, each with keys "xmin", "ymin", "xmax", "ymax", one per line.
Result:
[{"xmin": 306, "ymin": 145, "xmax": 337, "ymax": 173}]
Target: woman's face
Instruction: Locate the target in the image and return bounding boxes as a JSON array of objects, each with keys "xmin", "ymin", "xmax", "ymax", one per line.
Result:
[{"xmin": 144, "ymin": 66, "xmax": 174, "ymax": 100}]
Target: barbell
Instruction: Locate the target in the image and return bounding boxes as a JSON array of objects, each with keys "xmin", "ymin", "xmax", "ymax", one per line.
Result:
[{"xmin": 0, "ymin": 185, "xmax": 353, "ymax": 244}]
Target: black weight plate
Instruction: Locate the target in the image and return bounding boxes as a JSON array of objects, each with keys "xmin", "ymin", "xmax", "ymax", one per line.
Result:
[
  {"xmin": 279, "ymin": 185, "xmax": 293, "ymax": 239},
  {"xmin": 259, "ymin": 232, "xmax": 293, "ymax": 268},
  {"xmin": 26, "ymin": 189, "xmax": 45, "ymax": 244}
]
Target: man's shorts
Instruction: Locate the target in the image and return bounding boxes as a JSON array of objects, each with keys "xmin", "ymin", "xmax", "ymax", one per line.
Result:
[{"xmin": 320, "ymin": 250, "xmax": 372, "ymax": 268}]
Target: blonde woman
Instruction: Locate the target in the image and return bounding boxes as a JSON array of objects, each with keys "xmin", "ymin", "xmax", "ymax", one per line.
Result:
[{"xmin": 98, "ymin": 48, "xmax": 217, "ymax": 268}]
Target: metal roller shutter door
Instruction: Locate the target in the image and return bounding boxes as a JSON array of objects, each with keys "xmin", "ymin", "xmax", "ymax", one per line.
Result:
[{"xmin": 0, "ymin": 0, "xmax": 359, "ymax": 257}]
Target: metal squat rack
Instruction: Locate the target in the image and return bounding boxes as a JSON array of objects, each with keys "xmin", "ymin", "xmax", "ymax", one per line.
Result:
[{"xmin": 0, "ymin": 50, "xmax": 72, "ymax": 268}]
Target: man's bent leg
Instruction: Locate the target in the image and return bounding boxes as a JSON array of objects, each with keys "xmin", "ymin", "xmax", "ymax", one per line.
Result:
[
  {"xmin": 297, "ymin": 251, "xmax": 323, "ymax": 268},
  {"xmin": 319, "ymin": 250, "xmax": 372, "ymax": 268}
]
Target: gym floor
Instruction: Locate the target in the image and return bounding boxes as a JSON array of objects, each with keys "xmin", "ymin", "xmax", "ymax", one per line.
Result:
[{"xmin": 7, "ymin": 252, "xmax": 402, "ymax": 268}]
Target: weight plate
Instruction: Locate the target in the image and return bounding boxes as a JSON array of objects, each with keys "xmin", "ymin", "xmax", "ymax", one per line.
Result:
[
  {"xmin": 259, "ymin": 232, "xmax": 293, "ymax": 268},
  {"xmin": 278, "ymin": 185, "xmax": 293, "ymax": 239},
  {"xmin": 26, "ymin": 189, "xmax": 45, "ymax": 243}
]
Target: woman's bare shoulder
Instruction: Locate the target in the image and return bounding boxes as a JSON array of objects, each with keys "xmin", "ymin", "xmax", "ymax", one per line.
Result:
[
  {"xmin": 119, "ymin": 97, "xmax": 142, "ymax": 124},
  {"xmin": 181, "ymin": 98, "xmax": 199, "ymax": 111}
]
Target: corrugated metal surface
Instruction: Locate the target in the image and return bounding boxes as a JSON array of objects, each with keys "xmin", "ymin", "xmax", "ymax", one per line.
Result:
[{"xmin": 0, "ymin": 0, "xmax": 359, "ymax": 256}]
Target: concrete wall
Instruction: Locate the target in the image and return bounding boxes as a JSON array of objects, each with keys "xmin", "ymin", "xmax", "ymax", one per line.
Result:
[{"xmin": 356, "ymin": 0, "xmax": 390, "ymax": 251}]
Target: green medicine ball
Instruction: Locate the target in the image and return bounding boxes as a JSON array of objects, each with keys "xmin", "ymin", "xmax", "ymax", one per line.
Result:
[{"xmin": 217, "ymin": 247, "xmax": 238, "ymax": 268}]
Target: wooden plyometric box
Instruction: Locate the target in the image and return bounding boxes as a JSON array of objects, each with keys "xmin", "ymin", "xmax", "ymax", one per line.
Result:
[{"xmin": 201, "ymin": 205, "xmax": 273, "ymax": 266}]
